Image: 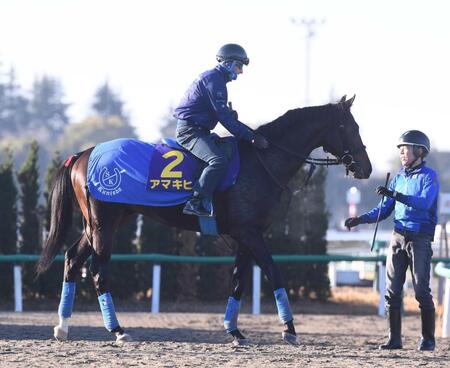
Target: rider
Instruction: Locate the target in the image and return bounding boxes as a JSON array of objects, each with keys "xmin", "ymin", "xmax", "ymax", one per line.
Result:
[
  {"xmin": 174, "ymin": 43, "xmax": 269, "ymax": 216},
  {"xmin": 345, "ymin": 130, "xmax": 439, "ymax": 351}
]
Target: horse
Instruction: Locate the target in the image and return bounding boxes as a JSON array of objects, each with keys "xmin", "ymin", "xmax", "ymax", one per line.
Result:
[{"xmin": 36, "ymin": 95, "xmax": 372, "ymax": 345}]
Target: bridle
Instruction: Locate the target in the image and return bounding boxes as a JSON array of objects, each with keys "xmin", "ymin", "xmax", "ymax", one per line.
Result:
[{"xmin": 254, "ymin": 123, "xmax": 367, "ymax": 193}]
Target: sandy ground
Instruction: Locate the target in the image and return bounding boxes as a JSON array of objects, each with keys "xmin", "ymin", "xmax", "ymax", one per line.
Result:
[{"xmin": 1, "ymin": 309, "xmax": 449, "ymax": 368}]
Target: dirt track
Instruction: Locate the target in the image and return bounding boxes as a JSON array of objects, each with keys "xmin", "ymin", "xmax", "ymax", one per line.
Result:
[{"xmin": 0, "ymin": 310, "xmax": 449, "ymax": 367}]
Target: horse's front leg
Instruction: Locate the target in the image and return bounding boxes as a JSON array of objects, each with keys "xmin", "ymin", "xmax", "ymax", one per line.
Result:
[
  {"xmin": 233, "ymin": 228, "xmax": 298, "ymax": 345},
  {"xmin": 224, "ymin": 247, "xmax": 253, "ymax": 345},
  {"xmin": 90, "ymin": 218, "xmax": 131, "ymax": 343},
  {"xmin": 54, "ymin": 234, "xmax": 91, "ymax": 341}
]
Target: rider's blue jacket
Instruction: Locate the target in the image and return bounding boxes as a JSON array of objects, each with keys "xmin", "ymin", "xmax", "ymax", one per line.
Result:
[
  {"xmin": 173, "ymin": 64, "xmax": 254, "ymax": 142},
  {"xmin": 359, "ymin": 162, "xmax": 439, "ymax": 236}
]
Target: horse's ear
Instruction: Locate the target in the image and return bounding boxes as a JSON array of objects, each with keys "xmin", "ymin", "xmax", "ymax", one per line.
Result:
[
  {"xmin": 339, "ymin": 95, "xmax": 347, "ymax": 103},
  {"xmin": 343, "ymin": 94, "xmax": 356, "ymax": 109}
]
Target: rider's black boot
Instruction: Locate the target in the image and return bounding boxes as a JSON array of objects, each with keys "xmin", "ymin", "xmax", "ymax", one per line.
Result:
[
  {"xmin": 379, "ymin": 308, "xmax": 402, "ymax": 349},
  {"xmin": 183, "ymin": 194, "xmax": 210, "ymax": 216},
  {"xmin": 418, "ymin": 308, "xmax": 435, "ymax": 351}
]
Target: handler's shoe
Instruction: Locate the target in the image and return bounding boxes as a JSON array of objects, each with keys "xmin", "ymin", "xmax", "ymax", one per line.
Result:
[
  {"xmin": 418, "ymin": 336, "xmax": 435, "ymax": 351},
  {"xmin": 418, "ymin": 308, "xmax": 435, "ymax": 351},
  {"xmin": 183, "ymin": 196, "xmax": 211, "ymax": 217}
]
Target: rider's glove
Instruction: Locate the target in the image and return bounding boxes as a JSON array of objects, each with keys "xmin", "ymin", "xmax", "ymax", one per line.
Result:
[{"xmin": 252, "ymin": 133, "xmax": 269, "ymax": 149}]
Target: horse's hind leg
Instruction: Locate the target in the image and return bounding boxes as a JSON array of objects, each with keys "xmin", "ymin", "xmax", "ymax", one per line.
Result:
[
  {"xmin": 224, "ymin": 247, "xmax": 253, "ymax": 345},
  {"xmin": 89, "ymin": 203, "xmax": 132, "ymax": 343},
  {"xmin": 54, "ymin": 233, "xmax": 92, "ymax": 341}
]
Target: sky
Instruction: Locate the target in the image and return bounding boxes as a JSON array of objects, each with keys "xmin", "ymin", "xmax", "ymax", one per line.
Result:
[{"xmin": 1, "ymin": 0, "xmax": 449, "ymax": 174}]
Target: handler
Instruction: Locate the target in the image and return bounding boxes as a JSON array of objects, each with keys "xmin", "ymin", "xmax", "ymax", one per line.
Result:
[
  {"xmin": 345, "ymin": 130, "xmax": 439, "ymax": 351},
  {"xmin": 173, "ymin": 43, "xmax": 269, "ymax": 216}
]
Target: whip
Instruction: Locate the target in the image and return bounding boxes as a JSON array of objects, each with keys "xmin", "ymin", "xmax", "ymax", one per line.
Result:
[{"xmin": 370, "ymin": 172, "xmax": 391, "ymax": 252}]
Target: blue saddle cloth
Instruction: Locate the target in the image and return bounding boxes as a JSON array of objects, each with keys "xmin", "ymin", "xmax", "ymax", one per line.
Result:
[{"xmin": 87, "ymin": 137, "xmax": 239, "ymax": 207}]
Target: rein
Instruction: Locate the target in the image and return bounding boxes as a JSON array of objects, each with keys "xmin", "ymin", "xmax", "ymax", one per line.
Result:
[{"xmin": 254, "ymin": 124, "xmax": 366, "ymax": 192}]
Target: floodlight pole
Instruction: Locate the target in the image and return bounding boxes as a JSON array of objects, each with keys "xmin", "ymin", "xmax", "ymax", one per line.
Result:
[{"xmin": 291, "ymin": 17, "xmax": 325, "ymax": 105}]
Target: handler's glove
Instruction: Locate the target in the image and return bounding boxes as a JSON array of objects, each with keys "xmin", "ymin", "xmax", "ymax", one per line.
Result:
[
  {"xmin": 344, "ymin": 217, "xmax": 362, "ymax": 229},
  {"xmin": 375, "ymin": 186, "xmax": 396, "ymax": 198},
  {"xmin": 252, "ymin": 133, "xmax": 269, "ymax": 149}
]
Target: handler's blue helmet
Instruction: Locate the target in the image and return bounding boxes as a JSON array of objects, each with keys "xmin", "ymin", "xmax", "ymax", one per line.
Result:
[{"xmin": 397, "ymin": 130, "xmax": 430, "ymax": 153}]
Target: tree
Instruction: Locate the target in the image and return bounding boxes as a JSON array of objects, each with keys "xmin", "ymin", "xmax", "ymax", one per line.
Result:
[
  {"xmin": 92, "ymin": 82, "xmax": 127, "ymax": 122},
  {"xmin": 57, "ymin": 115, "xmax": 137, "ymax": 156},
  {"xmin": 0, "ymin": 149, "xmax": 18, "ymax": 299},
  {"xmin": 0, "ymin": 68, "xmax": 30, "ymax": 138},
  {"xmin": 30, "ymin": 76, "xmax": 69, "ymax": 138},
  {"xmin": 17, "ymin": 141, "xmax": 40, "ymax": 296}
]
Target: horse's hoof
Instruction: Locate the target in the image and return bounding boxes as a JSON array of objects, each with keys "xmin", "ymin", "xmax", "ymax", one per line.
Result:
[
  {"xmin": 115, "ymin": 332, "xmax": 132, "ymax": 344},
  {"xmin": 53, "ymin": 325, "xmax": 68, "ymax": 341},
  {"xmin": 282, "ymin": 331, "xmax": 299, "ymax": 346},
  {"xmin": 232, "ymin": 337, "xmax": 250, "ymax": 347}
]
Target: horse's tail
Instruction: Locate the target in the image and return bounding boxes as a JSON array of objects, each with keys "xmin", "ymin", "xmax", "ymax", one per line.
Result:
[{"xmin": 36, "ymin": 155, "xmax": 80, "ymax": 276}]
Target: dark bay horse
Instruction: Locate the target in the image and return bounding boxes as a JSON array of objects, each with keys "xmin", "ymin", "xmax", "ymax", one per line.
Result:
[{"xmin": 37, "ymin": 95, "xmax": 372, "ymax": 345}]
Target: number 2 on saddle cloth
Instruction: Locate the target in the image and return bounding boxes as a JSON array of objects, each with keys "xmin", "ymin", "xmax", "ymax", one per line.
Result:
[{"xmin": 147, "ymin": 136, "xmax": 240, "ymax": 234}]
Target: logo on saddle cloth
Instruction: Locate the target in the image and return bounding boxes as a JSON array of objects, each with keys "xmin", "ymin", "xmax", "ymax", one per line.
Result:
[
  {"xmin": 147, "ymin": 138, "xmax": 240, "ymax": 193},
  {"xmin": 97, "ymin": 166, "xmax": 125, "ymax": 195}
]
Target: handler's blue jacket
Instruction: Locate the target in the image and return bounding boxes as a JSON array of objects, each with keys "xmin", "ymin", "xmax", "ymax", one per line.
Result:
[
  {"xmin": 359, "ymin": 162, "xmax": 439, "ymax": 236},
  {"xmin": 174, "ymin": 65, "xmax": 254, "ymax": 142}
]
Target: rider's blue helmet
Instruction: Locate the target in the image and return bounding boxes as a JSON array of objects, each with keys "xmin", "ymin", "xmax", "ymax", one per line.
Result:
[{"xmin": 216, "ymin": 44, "xmax": 249, "ymax": 80}]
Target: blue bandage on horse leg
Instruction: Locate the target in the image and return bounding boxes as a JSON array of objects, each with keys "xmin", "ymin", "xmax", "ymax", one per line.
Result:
[
  {"xmin": 58, "ymin": 282, "xmax": 76, "ymax": 318},
  {"xmin": 274, "ymin": 288, "xmax": 293, "ymax": 323},
  {"xmin": 98, "ymin": 292, "xmax": 119, "ymax": 331},
  {"xmin": 223, "ymin": 296, "xmax": 241, "ymax": 333}
]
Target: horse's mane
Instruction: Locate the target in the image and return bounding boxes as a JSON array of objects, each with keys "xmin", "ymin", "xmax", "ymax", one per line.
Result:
[{"xmin": 256, "ymin": 104, "xmax": 334, "ymax": 140}]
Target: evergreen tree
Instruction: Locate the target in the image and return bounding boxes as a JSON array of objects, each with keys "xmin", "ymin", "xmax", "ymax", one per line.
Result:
[
  {"xmin": 0, "ymin": 68, "xmax": 31, "ymax": 137},
  {"xmin": 92, "ymin": 82, "xmax": 127, "ymax": 121},
  {"xmin": 30, "ymin": 76, "xmax": 69, "ymax": 137},
  {"xmin": 0, "ymin": 149, "xmax": 18, "ymax": 299},
  {"xmin": 17, "ymin": 141, "xmax": 40, "ymax": 296},
  {"xmin": 43, "ymin": 151, "xmax": 62, "ymax": 231}
]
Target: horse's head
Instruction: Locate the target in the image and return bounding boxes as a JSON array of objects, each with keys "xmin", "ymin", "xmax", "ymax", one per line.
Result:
[{"xmin": 322, "ymin": 95, "xmax": 372, "ymax": 179}]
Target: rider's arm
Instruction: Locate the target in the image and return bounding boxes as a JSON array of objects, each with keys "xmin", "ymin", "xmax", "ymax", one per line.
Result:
[{"xmin": 202, "ymin": 78, "xmax": 254, "ymax": 142}]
